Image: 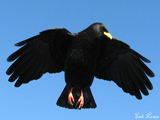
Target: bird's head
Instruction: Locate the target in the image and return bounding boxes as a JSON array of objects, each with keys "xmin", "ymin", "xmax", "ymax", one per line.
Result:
[{"xmin": 88, "ymin": 23, "xmax": 113, "ymax": 40}]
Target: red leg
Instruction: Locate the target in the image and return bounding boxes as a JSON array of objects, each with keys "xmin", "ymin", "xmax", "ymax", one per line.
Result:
[
  {"xmin": 68, "ymin": 87, "xmax": 75, "ymax": 105},
  {"xmin": 76, "ymin": 90, "xmax": 84, "ymax": 109}
]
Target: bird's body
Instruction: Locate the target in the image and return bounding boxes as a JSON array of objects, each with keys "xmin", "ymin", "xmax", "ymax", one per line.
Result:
[
  {"xmin": 65, "ymin": 30, "xmax": 99, "ymax": 88},
  {"xmin": 6, "ymin": 23, "xmax": 155, "ymax": 109}
]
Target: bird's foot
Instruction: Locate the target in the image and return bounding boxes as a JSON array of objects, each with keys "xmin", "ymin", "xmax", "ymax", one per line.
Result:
[
  {"xmin": 76, "ymin": 90, "xmax": 84, "ymax": 109},
  {"xmin": 68, "ymin": 87, "xmax": 75, "ymax": 105}
]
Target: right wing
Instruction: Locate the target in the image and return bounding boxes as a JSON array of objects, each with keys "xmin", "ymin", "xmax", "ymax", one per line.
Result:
[{"xmin": 6, "ymin": 28, "xmax": 73, "ymax": 87}]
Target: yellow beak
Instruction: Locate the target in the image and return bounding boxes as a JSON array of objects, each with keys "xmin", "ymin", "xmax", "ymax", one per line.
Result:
[{"xmin": 104, "ymin": 32, "xmax": 112, "ymax": 39}]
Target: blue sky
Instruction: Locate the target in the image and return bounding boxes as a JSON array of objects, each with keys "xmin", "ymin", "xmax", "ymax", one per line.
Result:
[{"xmin": 1, "ymin": 0, "xmax": 160, "ymax": 120}]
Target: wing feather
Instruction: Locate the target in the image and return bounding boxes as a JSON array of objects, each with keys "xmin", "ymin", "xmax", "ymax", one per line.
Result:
[
  {"xmin": 95, "ymin": 38, "xmax": 155, "ymax": 99},
  {"xmin": 6, "ymin": 28, "xmax": 73, "ymax": 87}
]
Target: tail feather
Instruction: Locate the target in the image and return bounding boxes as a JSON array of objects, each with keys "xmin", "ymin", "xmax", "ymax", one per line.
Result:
[{"xmin": 57, "ymin": 85, "xmax": 97, "ymax": 109}]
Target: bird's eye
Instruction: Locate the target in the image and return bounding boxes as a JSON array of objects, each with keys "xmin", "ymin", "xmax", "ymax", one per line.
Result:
[{"xmin": 102, "ymin": 27, "xmax": 108, "ymax": 32}]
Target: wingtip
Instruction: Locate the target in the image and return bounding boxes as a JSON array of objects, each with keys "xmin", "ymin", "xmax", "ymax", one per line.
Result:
[
  {"xmin": 7, "ymin": 55, "xmax": 15, "ymax": 62},
  {"xmin": 136, "ymin": 95, "xmax": 142, "ymax": 100},
  {"xmin": 150, "ymin": 72, "xmax": 155, "ymax": 78},
  {"xmin": 14, "ymin": 43, "xmax": 20, "ymax": 46},
  {"xmin": 14, "ymin": 81, "xmax": 22, "ymax": 87},
  {"xmin": 7, "ymin": 57, "xmax": 11, "ymax": 62},
  {"xmin": 14, "ymin": 40, "xmax": 26, "ymax": 46},
  {"xmin": 6, "ymin": 54, "xmax": 16, "ymax": 62},
  {"xmin": 131, "ymin": 50, "xmax": 151, "ymax": 63},
  {"xmin": 6, "ymin": 69, "xmax": 11, "ymax": 75},
  {"xmin": 144, "ymin": 59, "xmax": 151, "ymax": 63},
  {"xmin": 14, "ymin": 36, "xmax": 35, "ymax": 46}
]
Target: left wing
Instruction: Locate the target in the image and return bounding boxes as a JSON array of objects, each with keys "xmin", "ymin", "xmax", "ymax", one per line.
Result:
[{"xmin": 95, "ymin": 38, "xmax": 155, "ymax": 99}]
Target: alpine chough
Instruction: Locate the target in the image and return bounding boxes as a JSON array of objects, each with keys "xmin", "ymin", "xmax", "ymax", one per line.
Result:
[{"xmin": 6, "ymin": 23, "xmax": 155, "ymax": 109}]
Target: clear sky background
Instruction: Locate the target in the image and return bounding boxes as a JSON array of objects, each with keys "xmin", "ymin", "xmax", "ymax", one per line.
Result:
[{"xmin": 0, "ymin": 0, "xmax": 160, "ymax": 120}]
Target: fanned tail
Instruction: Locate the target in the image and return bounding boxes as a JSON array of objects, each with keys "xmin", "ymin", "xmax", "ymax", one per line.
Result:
[{"xmin": 57, "ymin": 85, "xmax": 97, "ymax": 109}]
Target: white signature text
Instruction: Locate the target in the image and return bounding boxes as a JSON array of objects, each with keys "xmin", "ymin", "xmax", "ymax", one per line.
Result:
[{"xmin": 135, "ymin": 112, "xmax": 159, "ymax": 119}]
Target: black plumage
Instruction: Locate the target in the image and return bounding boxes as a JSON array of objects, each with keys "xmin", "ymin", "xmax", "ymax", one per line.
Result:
[{"xmin": 6, "ymin": 23, "xmax": 155, "ymax": 109}]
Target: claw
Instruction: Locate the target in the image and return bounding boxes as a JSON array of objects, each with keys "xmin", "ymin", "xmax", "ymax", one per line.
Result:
[
  {"xmin": 68, "ymin": 87, "xmax": 75, "ymax": 105},
  {"xmin": 76, "ymin": 90, "xmax": 84, "ymax": 109}
]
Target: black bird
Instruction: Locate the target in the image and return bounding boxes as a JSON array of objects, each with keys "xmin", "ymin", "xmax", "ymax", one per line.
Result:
[{"xmin": 6, "ymin": 23, "xmax": 155, "ymax": 109}]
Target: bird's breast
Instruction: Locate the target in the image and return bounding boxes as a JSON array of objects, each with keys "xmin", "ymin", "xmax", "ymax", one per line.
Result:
[{"xmin": 65, "ymin": 45, "xmax": 98, "ymax": 87}]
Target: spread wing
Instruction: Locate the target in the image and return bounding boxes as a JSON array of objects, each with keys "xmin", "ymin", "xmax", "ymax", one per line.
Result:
[
  {"xmin": 95, "ymin": 38, "xmax": 155, "ymax": 99},
  {"xmin": 6, "ymin": 28, "xmax": 73, "ymax": 87}
]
